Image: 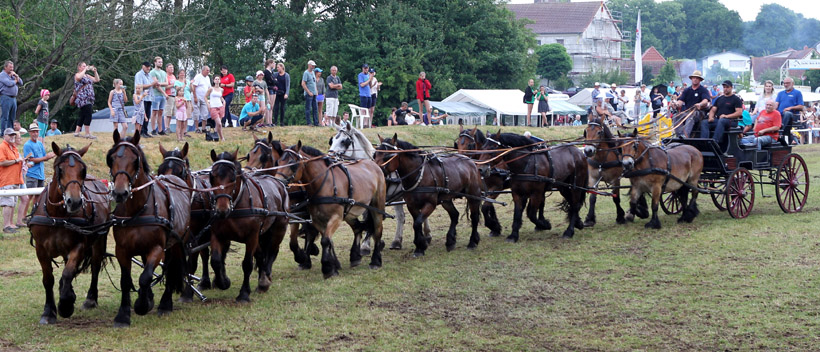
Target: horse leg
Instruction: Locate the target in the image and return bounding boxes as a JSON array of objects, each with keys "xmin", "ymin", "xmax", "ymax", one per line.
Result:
[
  {"xmin": 236, "ymin": 236, "xmax": 257, "ymax": 303},
  {"xmin": 389, "ymin": 204, "xmax": 405, "ymax": 250},
  {"xmin": 645, "ymin": 183, "xmax": 662, "ymax": 229},
  {"xmin": 134, "ymin": 247, "xmax": 161, "ymax": 315},
  {"xmin": 527, "ymin": 192, "xmax": 551, "ymax": 231},
  {"xmin": 678, "ymin": 185, "xmax": 700, "ymax": 223},
  {"xmin": 584, "ymin": 193, "xmax": 598, "ymax": 227},
  {"xmin": 612, "ymin": 180, "xmax": 626, "ymax": 224},
  {"xmin": 57, "ymin": 244, "xmax": 82, "ymax": 318},
  {"xmin": 482, "ymin": 201, "xmax": 502, "ymax": 237},
  {"xmin": 368, "ymin": 207, "xmax": 386, "ymax": 269},
  {"xmin": 467, "ymin": 199, "xmax": 481, "ymax": 249},
  {"xmin": 561, "ymin": 187, "xmax": 586, "ymax": 238},
  {"xmin": 409, "ymin": 203, "xmax": 435, "ymax": 257},
  {"xmin": 289, "ymin": 223, "xmax": 311, "ymax": 269},
  {"xmin": 507, "ymin": 192, "xmax": 527, "ymax": 243},
  {"xmin": 158, "ymin": 242, "xmax": 185, "ymax": 316},
  {"xmin": 198, "ymin": 246, "xmax": 212, "ymax": 290},
  {"xmin": 625, "ymin": 186, "xmax": 641, "ymax": 222},
  {"xmin": 636, "ymin": 193, "xmax": 650, "ymax": 219},
  {"xmin": 440, "ymin": 200, "xmax": 460, "ymax": 252},
  {"xmin": 113, "ymin": 247, "xmax": 133, "ymax": 327},
  {"xmin": 210, "ymin": 239, "xmax": 232, "ymax": 290},
  {"xmin": 36, "ymin": 246, "xmax": 57, "ymax": 325},
  {"xmin": 423, "ymin": 218, "xmax": 432, "ymax": 245},
  {"xmin": 258, "ymin": 219, "xmax": 288, "ymax": 293},
  {"xmin": 347, "ymin": 217, "xmax": 364, "ymax": 268},
  {"xmin": 321, "ymin": 215, "xmax": 344, "ymax": 278},
  {"xmin": 82, "ymin": 235, "xmax": 106, "ymax": 310}
]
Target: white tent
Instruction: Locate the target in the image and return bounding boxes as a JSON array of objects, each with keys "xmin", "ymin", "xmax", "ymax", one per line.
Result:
[
  {"xmin": 569, "ymin": 87, "xmax": 642, "ymax": 107},
  {"xmin": 442, "ymin": 89, "xmax": 582, "ymax": 126}
]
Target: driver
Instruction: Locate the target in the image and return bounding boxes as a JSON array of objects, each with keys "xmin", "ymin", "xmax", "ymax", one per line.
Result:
[
  {"xmin": 700, "ymin": 80, "xmax": 742, "ymax": 143},
  {"xmin": 673, "ymin": 70, "xmax": 710, "ymax": 138}
]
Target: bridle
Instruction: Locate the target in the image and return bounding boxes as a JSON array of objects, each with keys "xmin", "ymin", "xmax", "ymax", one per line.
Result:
[
  {"xmin": 330, "ymin": 129, "xmax": 355, "ymax": 156},
  {"xmin": 160, "ymin": 153, "xmax": 190, "ymax": 182},
  {"xmin": 275, "ymin": 149, "xmax": 306, "ymax": 184},
  {"xmin": 247, "ymin": 141, "xmax": 274, "ymax": 169},
  {"xmin": 53, "ymin": 150, "xmax": 88, "ymax": 210},
  {"xmin": 107, "ymin": 141, "xmax": 144, "ymax": 198},
  {"xmin": 456, "ymin": 131, "xmax": 476, "ymax": 151},
  {"xmin": 209, "ymin": 159, "xmax": 243, "ymax": 213}
]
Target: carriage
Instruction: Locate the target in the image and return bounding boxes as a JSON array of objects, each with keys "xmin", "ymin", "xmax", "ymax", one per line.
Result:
[{"xmin": 659, "ymin": 129, "xmax": 809, "ymax": 219}]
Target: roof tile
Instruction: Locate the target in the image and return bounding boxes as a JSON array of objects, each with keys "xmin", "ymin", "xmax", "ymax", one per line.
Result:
[{"xmin": 507, "ymin": 2, "xmax": 605, "ymax": 34}]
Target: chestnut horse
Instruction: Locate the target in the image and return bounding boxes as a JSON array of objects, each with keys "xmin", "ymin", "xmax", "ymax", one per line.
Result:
[
  {"xmin": 582, "ymin": 119, "xmax": 649, "ymax": 226},
  {"xmin": 29, "ymin": 143, "xmax": 110, "ymax": 324},
  {"xmin": 618, "ymin": 132, "xmax": 703, "ymax": 229},
  {"xmin": 107, "ymin": 130, "xmax": 191, "ymax": 327},
  {"xmin": 373, "ymin": 134, "xmax": 482, "ymax": 257},
  {"xmin": 275, "ymin": 142, "xmax": 386, "ymax": 278},
  {"xmin": 478, "ymin": 131, "xmax": 587, "ymax": 240},
  {"xmin": 208, "ymin": 149, "xmax": 289, "ymax": 300}
]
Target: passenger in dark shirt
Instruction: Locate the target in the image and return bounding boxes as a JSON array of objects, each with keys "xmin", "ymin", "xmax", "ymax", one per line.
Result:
[
  {"xmin": 673, "ymin": 70, "xmax": 711, "ymax": 138},
  {"xmin": 701, "ymin": 80, "xmax": 743, "ymax": 143}
]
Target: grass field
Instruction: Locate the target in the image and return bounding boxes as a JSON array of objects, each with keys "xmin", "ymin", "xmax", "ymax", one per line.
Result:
[{"xmin": 1, "ymin": 125, "xmax": 818, "ymax": 351}]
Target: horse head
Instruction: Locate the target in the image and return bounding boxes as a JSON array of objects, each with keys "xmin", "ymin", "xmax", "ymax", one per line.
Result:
[
  {"xmin": 455, "ymin": 125, "xmax": 483, "ymax": 155},
  {"xmin": 329, "ymin": 122, "xmax": 374, "ymax": 160},
  {"xmin": 209, "ymin": 148, "xmax": 242, "ymax": 218},
  {"xmin": 157, "ymin": 142, "xmax": 190, "ymax": 183},
  {"xmin": 584, "ymin": 118, "xmax": 613, "ymax": 157},
  {"xmin": 274, "ymin": 141, "xmax": 308, "ymax": 184},
  {"xmin": 106, "ymin": 129, "xmax": 147, "ymax": 204},
  {"xmin": 247, "ymin": 131, "xmax": 283, "ymax": 170},
  {"xmin": 373, "ymin": 133, "xmax": 403, "ymax": 174},
  {"xmin": 51, "ymin": 142, "xmax": 91, "ymax": 214},
  {"xmin": 619, "ymin": 129, "xmax": 644, "ymax": 171}
]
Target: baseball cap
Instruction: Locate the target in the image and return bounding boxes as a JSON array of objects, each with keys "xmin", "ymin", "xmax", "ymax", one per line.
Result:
[
  {"xmin": 315, "ymin": 68, "xmax": 323, "ymax": 73},
  {"xmin": 255, "ymin": 70, "xmax": 264, "ymax": 77},
  {"xmin": 307, "ymin": 60, "xmax": 316, "ymax": 66},
  {"xmin": 722, "ymin": 80, "xmax": 733, "ymax": 87},
  {"xmin": 369, "ymin": 68, "xmax": 375, "ymax": 73},
  {"xmin": 4, "ymin": 128, "xmax": 16, "ymax": 136},
  {"xmin": 18, "ymin": 128, "xmax": 26, "ymax": 135},
  {"xmin": 362, "ymin": 63, "xmax": 369, "ymax": 68},
  {"xmin": 28, "ymin": 123, "xmax": 39, "ymax": 131},
  {"xmin": 245, "ymin": 75, "xmax": 254, "ymax": 82},
  {"xmin": 50, "ymin": 119, "xmax": 58, "ymax": 124},
  {"xmin": 594, "ymin": 82, "xmax": 600, "ymax": 86},
  {"xmin": 141, "ymin": 61, "xmax": 151, "ymax": 68}
]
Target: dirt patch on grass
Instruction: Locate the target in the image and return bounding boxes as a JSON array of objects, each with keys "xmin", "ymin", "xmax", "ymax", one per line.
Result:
[
  {"xmin": 0, "ymin": 270, "xmax": 33, "ymax": 278},
  {"xmin": 0, "ymin": 338, "xmax": 26, "ymax": 351}
]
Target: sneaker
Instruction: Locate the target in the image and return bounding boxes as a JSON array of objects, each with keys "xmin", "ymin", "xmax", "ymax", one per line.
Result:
[
  {"xmin": 142, "ymin": 131, "xmax": 154, "ymax": 138},
  {"xmin": 195, "ymin": 128, "xmax": 202, "ymax": 134},
  {"xmin": 158, "ymin": 130, "xmax": 167, "ymax": 136}
]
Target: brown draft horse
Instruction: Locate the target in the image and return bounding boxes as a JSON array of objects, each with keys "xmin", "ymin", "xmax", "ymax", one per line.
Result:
[
  {"xmin": 155, "ymin": 143, "xmax": 212, "ymax": 302},
  {"xmin": 208, "ymin": 149, "xmax": 289, "ymax": 300},
  {"xmin": 582, "ymin": 119, "xmax": 649, "ymax": 226},
  {"xmin": 244, "ymin": 132, "xmax": 319, "ymax": 270},
  {"xmin": 275, "ymin": 142, "xmax": 386, "ymax": 278},
  {"xmin": 618, "ymin": 130, "xmax": 704, "ymax": 228},
  {"xmin": 374, "ymin": 134, "xmax": 481, "ymax": 257},
  {"xmin": 478, "ymin": 131, "xmax": 587, "ymax": 240},
  {"xmin": 107, "ymin": 130, "xmax": 191, "ymax": 327},
  {"xmin": 29, "ymin": 143, "xmax": 110, "ymax": 324},
  {"xmin": 455, "ymin": 125, "xmax": 524, "ymax": 237}
]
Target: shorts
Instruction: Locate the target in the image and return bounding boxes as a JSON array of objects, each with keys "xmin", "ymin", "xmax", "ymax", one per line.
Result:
[
  {"xmin": 371, "ymin": 94, "xmax": 377, "ymax": 106},
  {"xmin": 164, "ymin": 96, "xmax": 177, "ymax": 117},
  {"xmin": 25, "ymin": 176, "xmax": 44, "ymax": 189},
  {"xmin": 239, "ymin": 114, "xmax": 263, "ymax": 127},
  {"xmin": 316, "ymin": 94, "xmax": 325, "ymax": 102},
  {"xmin": 359, "ymin": 96, "xmax": 371, "ymax": 109},
  {"xmin": 151, "ymin": 95, "xmax": 166, "ymax": 110},
  {"xmin": 192, "ymin": 99, "xmax": 208, "ymax": 122},
  {"xmin": 176, "ymin": 108, "xmax": 187, "ymax": 121},
  {"xmin": 0, "ymin": 184, "xmax": 18, "ymax": 207},
  {"xmin": 110, "ymin": 109, "xmax": 128, "ymax": 123},
  {"xmin": 209, "ymin": 106, "xmax": 224, "ymax": 120},
  {"xmin": 325, "ymin": 97, "xmax": 339, "ymax": 116}
]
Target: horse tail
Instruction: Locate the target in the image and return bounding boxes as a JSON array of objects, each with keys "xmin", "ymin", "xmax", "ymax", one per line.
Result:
[{"xmin": 164, "ymin": 241, "xmax": 188, "ymax": 294}]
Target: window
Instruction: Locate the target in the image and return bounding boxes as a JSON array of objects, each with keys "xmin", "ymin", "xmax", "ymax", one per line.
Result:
[
  {"xmin": 729, "ymin": 60, "xmax": 746, "ymax": 69},
  {"xmin": 557, "ymin": 39, "xmax": 564, "ymax": 44},
  {"xmin": 536, "ymin": 40, "xmax": 541, "ymax": 45}
]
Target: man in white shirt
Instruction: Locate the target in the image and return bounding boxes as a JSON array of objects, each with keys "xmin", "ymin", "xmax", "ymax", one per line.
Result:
[{"xmin": 190, "ymin": 66, "xmax": 211, "ymax": 133}]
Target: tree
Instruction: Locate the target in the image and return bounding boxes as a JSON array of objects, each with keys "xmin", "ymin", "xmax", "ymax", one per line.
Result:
[
  {"xmin": 758, "ymin": 69, "xmax": 780, "ymax": 84},
  {"xmin": 652, "ymin": 61, "xmax": 677, "ymax": 85},
  {"xmin": 642, "ymin": 66, "xmax": 654, "ymax": 85},
  {"xmin": 705, "ymin": 62, "xmax": 732, "ymax": 84},
  {"xmin": 535, "ymin": 44, "xmax": 572, "ymax": 84},
  {"xmin": 581, "ymin": 69, "xmax": 630, "ymax": 88}
]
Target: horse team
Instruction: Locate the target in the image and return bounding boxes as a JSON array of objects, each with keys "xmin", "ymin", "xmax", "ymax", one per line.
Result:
[{"xmin": 28, "ymin": 120, "xmax": 704, "ymax": 326}]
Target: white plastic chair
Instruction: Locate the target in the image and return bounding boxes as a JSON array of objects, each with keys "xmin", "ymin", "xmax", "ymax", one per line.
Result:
[{"xmin": 348, "ymin": 104, "xmax": 371, "ymax": 129}]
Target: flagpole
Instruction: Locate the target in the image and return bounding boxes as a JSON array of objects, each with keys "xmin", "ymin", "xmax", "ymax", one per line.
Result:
[{"xmin": 634, "ymin": 10, "xmax": 642, "ymax": 85}]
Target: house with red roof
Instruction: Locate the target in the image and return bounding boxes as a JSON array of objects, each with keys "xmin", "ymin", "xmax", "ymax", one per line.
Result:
[
  {"xmin": 750, "ymin": 46, "xmax": 817, "ymax": 84},
  {"xmin": 507, "ymin": 1, "xmax": 624, "ymax": 80}
]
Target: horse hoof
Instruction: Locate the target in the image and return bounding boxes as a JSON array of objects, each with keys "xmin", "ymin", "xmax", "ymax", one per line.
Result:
[
  {"xmin": 505, "ymin": 236, "xmax": 518, "ymax": 243},
  {"xmin": 644, "ymin": 222, "xmax": 661, "ymax": 229},
  {"xmin": 369, "ymin": 264, "xmax": 381, "ymax": 270},
  {"xmin": 39, "ymin": 315, "xmax": 56, "ymax": 325},
  {"xmin": 81, "ymin": 299, "xmax": 97, "ymax": 310},
  {"xmin": 562, "ymin": 234, "xmax": 573, "ymax": 239},
  {"xmin": 466, "ymin": 243, "xmax": 478, "ymax": 250},
  {"xmin": 488, "ymin": 231, "xmax": 501, "ymax": 237},
  {"xmin": 350, "ymin": 259, "xmax": 362, "ymax": 268},
  {"xmin": 235, "ymin": 297, "xmax": 251, "ymax": 304},
  {"xmin": 534, "ymin": 226, "xmax": 549, "ymax": 231},
  {"xmin": 412, "ymin": 251, "xmax": 425, "ymax": 258},
  {"xmin": 446, "ymin": 244, "xmax": 456, "ymax": 252},
  {"xmin": 255, "ymin": 285, "xmax": 270, "ymax": 294},
  {"xmin": 389, "ymin": 241, "xmax": 402, "ymax": 250},
  {"xmin": 425, "ymin": 236, "xmax": 432, "ymax": 245},
  {"xmin": 215, "ymin": 278, "xmax": 231, "ymax": 291},
  {"xmin": 113, "ymin": 321, "xmax": 130, "ymax": 328},
  {"xmin": 178, "ymin": 296, "xmax": 193, "ymax": 303},
  {"xmin": 322, "ymin": 271, "xmax": 339, "ymax": 279},
  {"xmin": 583, "ymin": 221, "xmax": 595, "ymax": 228},
  {"xmin": 615, "ymin": 218, "xmax": 626, "ymax": 225},
  {"xmin": 360, "ymin": 248, "xmax": 371, "ymax": 256},
  {"xmin": 57, "ymin": 301, "xmax": 75, "ymax": 318},
  {"xmin": 197, "ymin": 281, "xmax": 211, "ymax": 291},
  {"xmin": 307, "ymin": 243, "xmax": 320, "ymax": 256},
  {"xmin": 157, "ymin": 309, "xmax": 172, "ymax": 317},
  {"xmin": 298, "ymin": 263, "xmax": 312, "ymax": 270}
]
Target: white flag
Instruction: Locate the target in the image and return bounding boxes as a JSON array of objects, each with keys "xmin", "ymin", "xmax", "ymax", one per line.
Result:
[{"xmin": 635, "ymin": 10, "xmax": 642, "ymax": 84}]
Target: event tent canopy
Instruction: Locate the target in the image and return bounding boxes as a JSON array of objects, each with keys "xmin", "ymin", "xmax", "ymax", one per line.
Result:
[{"xmin": 442, "ymin": 89, "xmax": 584, "ymax": 125}]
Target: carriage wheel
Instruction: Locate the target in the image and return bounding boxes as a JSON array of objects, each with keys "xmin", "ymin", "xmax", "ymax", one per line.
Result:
[
  {"xmin": 710, "ymin": 181, "xmax": 727, "ymax": 211},
  {"xmin": 726, "ymin": 168, "xmax": 754, "ymax": 219},
  {"xmin": 775, "ymin": 153, "xmax": 809, "ymax": 213},
  {"xmin": 660, "ymin": 191, "xmax": 682, "ymax": 215}
]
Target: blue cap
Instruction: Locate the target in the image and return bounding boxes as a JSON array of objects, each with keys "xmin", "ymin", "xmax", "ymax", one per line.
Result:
[
  {"xmin": 315, "ymin": 68, "xmax": 323, "ymax": 73},
  {"xmin": 362, "ymin": 63, "xmax": 369, "ymax": 68}
]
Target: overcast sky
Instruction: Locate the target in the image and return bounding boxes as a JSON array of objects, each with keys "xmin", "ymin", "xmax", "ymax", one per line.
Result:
[{"xmin": 507, "ymin": 0, "xmax": 820, "ymax": 22}]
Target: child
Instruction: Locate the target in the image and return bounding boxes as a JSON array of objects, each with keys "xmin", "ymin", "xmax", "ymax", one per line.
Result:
[
  {"xmin": 33, "ymin": 89, "xmax": 49, "ymax": 142},
  {"xmin": 175, "ymin": 93, "xmax": 187, "ymax": 142},
  {"xmin": 133, "ymin": 86, "xmax": 149, "ymax": 133},
  {"xmin": 108, "ymin": 79, "xmax": 129, "ymax": 135},
  {"xmin": 45, "ymin": 119, "xmax": 62, "ymax": 137}
]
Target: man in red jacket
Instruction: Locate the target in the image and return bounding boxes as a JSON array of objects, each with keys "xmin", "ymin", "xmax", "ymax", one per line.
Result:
[{"xmin": 415, "ymin": 72, "xmax": 432, "ymax": 122}]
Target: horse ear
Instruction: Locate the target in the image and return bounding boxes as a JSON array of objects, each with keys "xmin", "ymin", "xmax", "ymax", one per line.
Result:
[
  {"xmin": 391, "ymin": 133, "xmax": 398, "ymax": 145},
  {"xmin": 251, "ymin": 132, "xmax": 257, "ymax": 142},
  {"xmin": 583, "ymin": 129, "xmax": 587, "ymax": 138},
  {"xmin": 51, "ymin": 142, "xmax": 61, "ymax": 156},
  {"xmin": 377, "ymin": 134, "xmax": 383, "ymax": 143},
  {"xmin": 345, "ymin": 122, "xmax": 351, "ymax": 132},
  {"xmin": 334, "ymin": 116, "xmax": 341, "ymax": 127},
  {"xmin": 471, "ymin": 126, "xmax": 478, "ymax": 135},
  {"xmin": 113, "ymin": 129, "xmax": 121, "ymax": 144},
  {"xmin": 181, "ymin": 142, "xmax": 189, "ymax": 159},
  {"xmin": 132, "ymin": 128, "xmax": 141, "ymax": 145},
  {"xmin": 459, "ymin": 124, "xmax": 464, "ymax": 132},
  {"xmin": 267, "ymin": 131, "xmax": 273, "ymax": 143},
  {"xmin": 632, "ymin": 128, "xmax": 638, "ymax": 136},
  {"xmin": 296, "ymin": 140, "xmax": 302, "ymax": 152},
  {"xmin": 158, "ymin": 142, "xmax": 167, "ymax": 157},
  {"xmin": 77, "ymin": 143, "xmax": 92, "ymax": 157},
  {"xmin": 617, "ymin": 131, "xmax": 622, "ymax": 137},
  {"xmin": 272, "ymin": 141, "xmax": 283, "ymax": 156},
  {"xmin": 496, "ymin": 129, "xmax": 501, "ymax": 137},
  {"xmin": 210, "ymin": 149, "xmax": 218, "ymax": 162},
  {"xmin": 232, "ymin": 147, "xmax": 239, "ymax": 160}
]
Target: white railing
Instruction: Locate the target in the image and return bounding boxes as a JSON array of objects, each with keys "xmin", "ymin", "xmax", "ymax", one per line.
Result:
[
  {"xmin": 0, "ymin": 187, "xmax": 45, "ymax": 197},
  {"xmin": 793, "ymin": 128, "xmax": 820, "ymax": 144}
]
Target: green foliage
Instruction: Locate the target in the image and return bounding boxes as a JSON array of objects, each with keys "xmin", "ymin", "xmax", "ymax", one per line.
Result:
[
  {"xmin": 652, "ymin": 61, "xmax": 677, "ymax": 85},
  {"xmin": 743, "ymin": 4, "xmax": 820, "ymax": 56},
  {"xmin": 641, "ymin": 66, "xmax": 654, "ymax": 85},
  {"xmin": 758, "ymin": 69, "xmax": 780, "ymax": 84},
  {"xmin": 804, "ymin": 70, "xmax": 820, "ymax": 91},
  {"xmin": 535, "ymin": 44, "xmax": 573, "ymax": 82},
  {"xmin": 580, "ymin": 69, "xmax": 630, "ymax": 88},
  {"xmin": 551, "ymin": 75, "xmax": 574, "ymax": 91}
]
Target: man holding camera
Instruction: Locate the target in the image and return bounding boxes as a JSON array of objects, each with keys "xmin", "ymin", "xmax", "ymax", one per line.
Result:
[{"xmin": 0, "ymin": 61, "xmax": 23, "ymax": 133}]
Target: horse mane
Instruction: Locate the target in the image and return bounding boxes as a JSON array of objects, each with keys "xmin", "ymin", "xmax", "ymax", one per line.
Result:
[
  {"xmin": 351, "ymin": 128, "xmax": 376, "ymax": 158},
  {"xmin": 589, "ymin": 118, "xmax": 614, "ymax": 141},
  {"xmin": 270, "ymin": 140, "xmax": 283, "ymax": 154},
  {"xmin": 494, "ymin": 133, "xmax": 534, "ymax": 149},
  {"xmin": 298, "ymin": 145, "xmax": 325, "ymax": 157},
  {"xmin": 382, "ymin": 138, "xmax": 421, "ymax": 155},
  {"xmin": 474, "ymin": 129, "xmax": 486, "ymax": 145},
  {"xmin": 106, "ymin": 136, "xmax": 152, "ymax": 174}
]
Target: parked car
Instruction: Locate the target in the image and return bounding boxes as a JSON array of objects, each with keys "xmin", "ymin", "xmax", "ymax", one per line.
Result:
[{"xmin": 563, "ymin": 87, "xmax": 581, "ymax": 97}]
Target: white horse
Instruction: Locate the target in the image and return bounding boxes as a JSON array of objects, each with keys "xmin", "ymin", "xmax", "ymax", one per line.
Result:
[{"xmin": 328, "ymin": 121, "xmax": 430, "ymax": 252}]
